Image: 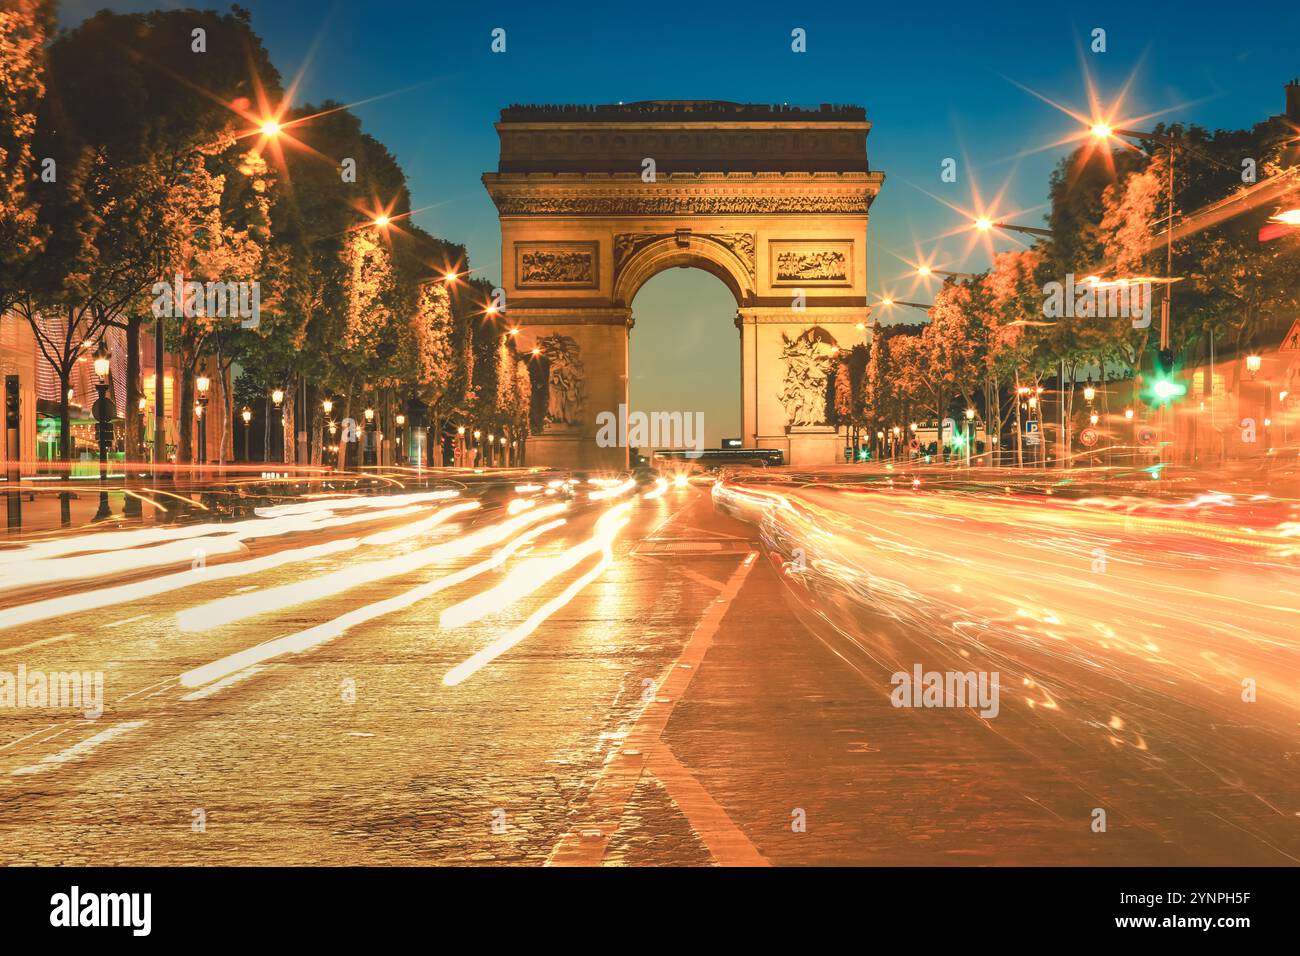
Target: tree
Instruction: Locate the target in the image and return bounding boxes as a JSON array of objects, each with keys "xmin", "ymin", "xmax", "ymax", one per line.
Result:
[
  {"xmin": 411, "ymin": 278, "xmax": 456, "ymax": 460},
  {"xmin": 0, "ymin": 0, "xmax": 52, "ymax": 317},
  {"xmin": 22, "ymin": 8, "xmax": 283, "ymax": 479},
  {"xmin": 163, "ymin": 134, "xmax": 275, "ymax": 464}
]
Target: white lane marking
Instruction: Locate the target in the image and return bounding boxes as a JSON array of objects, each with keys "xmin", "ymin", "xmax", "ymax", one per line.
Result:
[
  {"xmin": 548, "ymin": 550, "xmax": 758, "ymax": 866},
  {"xmin": 0, "ymin": 633, "xmax": 74, "ymax": 658},
  {"xmin": 180, "ymin": 666, "xmax": 265, "ymax": 702},
  {"xmin": 0, "ymin": 722, "xmax": 63, "ymax": 752},
  {"xmin": 105, "ymin": 613, "xmax": 149, "ymax": 629},
  {"xmin": 115, "ymin": 676, "xmax": 175, "ymax": 704},
  {"xmin": 11, "ymin": 720, "xmax": 147, "ymax": 776}
]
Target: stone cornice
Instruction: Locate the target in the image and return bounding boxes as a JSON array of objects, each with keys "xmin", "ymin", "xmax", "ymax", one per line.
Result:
[
  {"xmin": 499, "ymin": 101, "xmax": 867, "ymax": 123},
  {"xmin": 483, "ymin": 171, "xmax": 884, "ymax": 217}
]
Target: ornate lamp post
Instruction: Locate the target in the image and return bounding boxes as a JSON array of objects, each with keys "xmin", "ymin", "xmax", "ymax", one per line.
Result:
[
  {"xmin": 241, "ymin": 407, "xmax": 252, "ymax": 463},
  {"xmin": 195, "ymin": 374, "xmax": 210, "ymax": 467},
  {"xmin": 92, "ymin": 345, "xmax": 113, "ymax": 521},
  {"xmin": 364, "ymin": 407, "xmax": 376, "ymax": 466},
  {"xmin": 328, "ymin": 420, "xmax": 338, "ymax": 467},
  {"xmin": 457, "ymin": 425, "xmax": 466, "ymax": 467},
  {"xmin": 271, "ymin": 388, "xmax": 284, "ymax": 463},
  {"xmin": 395, "ymin": 413, "xmax": 406, "ymax": 465}
]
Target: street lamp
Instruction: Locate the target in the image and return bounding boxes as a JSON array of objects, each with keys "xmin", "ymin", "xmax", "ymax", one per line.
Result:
[
  {"xmin": 395, "ymin": 413, "xmax": 406, "ymax": 464},
  {"xmin": 363, "ymin": 407, "xmax": 376, "ymax": 467},
  {"xmin": 1245, "ymin": 354, "xmax": 1262, "ymax": 378},
  {"xmin": 1089, "ymin": 123, "xmax": 1179, "ymax": 349},
  {"xmin": 241, "ymin": 406, "xmax": 252, "ymax": 462},
  {"xmin": 271, "ymin": 387, "xmax": 284, "ymax": 463},
  {"xmin": 92, "ymin": 344, "xmax": 113, "ymax": 521},
  {"xmin": 916, "ymin": 265, "xmax": 977, "ymax": 280},
  {"xmin": 973, "ymin": 216, "xmax": 1051, "ymax": 239},
  {"xmin": 195, "ymin": 374, "xmax": 210, "ymax": 466},
  {"xmin": 322, "ymin": 398, "xmax": 333, "ymax": 416},
  {"xmin": 1083, "ymin": 384, "xmax": 1096, "ymax": 403}
]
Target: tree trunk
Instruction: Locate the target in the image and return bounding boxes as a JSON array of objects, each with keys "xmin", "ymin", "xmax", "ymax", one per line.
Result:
[
  {"xmin": 177, "ymin": 366, "xmax": 194, "ymax": 465},
  {"xmin": 58, "ymin": 366, "xmax": 72, "ymax": 527},
  {"xmin": 122, "ymin": 315, "xmax": 143, "ymax": 517},
  {"xmin": 1014, "ymin": 370, "xmax": 1024, "ymax": 468},
  {"xmin": 282, "ymin": 385, "xmax": 295, "ymax": 466}
]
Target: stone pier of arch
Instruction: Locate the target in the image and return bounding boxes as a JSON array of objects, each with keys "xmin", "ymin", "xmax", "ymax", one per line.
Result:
[{"xmin": 482, "ymin": 100, "xmax": 885, "ymax": 470}]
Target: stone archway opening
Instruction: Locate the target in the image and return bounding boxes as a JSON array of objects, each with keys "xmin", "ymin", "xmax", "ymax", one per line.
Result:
[{"xmin": 628, "ymin": 267, "xmax": 740, "ymax": 454}]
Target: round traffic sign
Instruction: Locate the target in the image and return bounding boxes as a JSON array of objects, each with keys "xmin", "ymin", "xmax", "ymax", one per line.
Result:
[
  {"xmin": 1137, "ymin": 426, "xmax": 1157, "ymax": 447},
  {"xmin": 1079, "ymin": 427, "xmax": 1098, "ymax": 448}
]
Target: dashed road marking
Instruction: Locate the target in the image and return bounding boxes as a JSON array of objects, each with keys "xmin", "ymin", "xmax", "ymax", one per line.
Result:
[
  {"xmin": 11, "ymin": 720, "xmax": 147, "ymax": 776},
  {"xmin": 0, "ymin": 633, "xmax": 74, "ymax": 658},
  {"xmin": 180, "ymin": 666, "xmax": 264, "ymax": 702}
]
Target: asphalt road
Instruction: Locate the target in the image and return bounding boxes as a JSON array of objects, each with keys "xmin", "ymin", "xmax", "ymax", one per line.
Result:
[{"xmin": 1, "ymin": 470, "xmax": 1296, "ymax": 865}]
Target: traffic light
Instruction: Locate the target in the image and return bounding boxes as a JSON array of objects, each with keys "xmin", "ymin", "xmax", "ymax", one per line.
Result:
[
  {"xmin": 4, "ymin": 376, "xmax": 18, "ymax": 431},
  {"xmin": 1143, "ymin": 348, "xmax": 1186, "ymax": 406}
]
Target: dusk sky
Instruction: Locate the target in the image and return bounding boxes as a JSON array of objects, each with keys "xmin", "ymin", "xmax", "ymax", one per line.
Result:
[{"xmin": 60, "ymin": 0, "xmax": 1300, "ymax": 444}]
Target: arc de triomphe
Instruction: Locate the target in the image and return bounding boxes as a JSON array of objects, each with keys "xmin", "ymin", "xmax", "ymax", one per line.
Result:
[{"xmin": 482, "ymin": 101, "xmax": 885, "ymax": 469}]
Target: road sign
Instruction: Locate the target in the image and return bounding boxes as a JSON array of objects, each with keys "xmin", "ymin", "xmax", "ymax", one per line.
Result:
[
  {"xmin": 1079, "ymin": 427, "xmax": 1099, "ymax": 448},
  {"xmin": 1281, "ymin": 318, "xmax": 1300, "ymax": 352},
  {"xmin": 1137, "ymin": 426, "xmax": 1158, "ymax": 447}
]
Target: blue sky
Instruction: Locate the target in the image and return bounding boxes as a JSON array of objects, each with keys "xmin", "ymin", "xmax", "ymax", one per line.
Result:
[{"xmin": 62, "ymin": 0, "xmax": 1300, "ymax": 444}]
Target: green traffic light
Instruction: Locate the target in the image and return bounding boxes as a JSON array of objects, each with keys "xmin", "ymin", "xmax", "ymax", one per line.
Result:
[{"xmin": 1151, "ymin": 378, "xmax": 1186, "ymax": 402}]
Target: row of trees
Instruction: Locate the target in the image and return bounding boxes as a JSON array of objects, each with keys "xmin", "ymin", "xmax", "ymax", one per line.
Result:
[
  {"xmin": 830, "ymin": 106, "xmax": 1300, "ymax": 460},
  {"xmin": 1, "ymin": 3, "xmax": 528, "ymax": 479}
]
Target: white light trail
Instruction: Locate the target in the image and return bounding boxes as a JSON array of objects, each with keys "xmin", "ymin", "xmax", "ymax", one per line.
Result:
[
  {"xmin": 179, "ymin": 517, "xmax": 568, "ymax": 690},
  {"xmin": 643, "ymin": 477, "xmax": 669, "ymax": 500},
  {"xmin": 440, "ymin": 502, "xmax": 632, "ymax": 629},
  {"xmin": 176, "ymin": 502, "xmax": 568, "ymax": 633},
  {"xmin": 442, "ymin": 545, "xmax": 616, "ymax": 687},
  {"xmin": 0, "ymin": 538, "xmax": 357, "ymax": 633}
]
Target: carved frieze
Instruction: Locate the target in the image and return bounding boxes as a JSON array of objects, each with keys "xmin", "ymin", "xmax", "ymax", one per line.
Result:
[
  {"xmin": 770, "ymin": 240, "xmax": 853, "ymax": 286},
  {"xmin": 515, "ymin": 242, "xmax": 598, "ymax": 288},
  {"xmin": 495, "ymin": 194, "xmax": 871, "ymax": 216}
]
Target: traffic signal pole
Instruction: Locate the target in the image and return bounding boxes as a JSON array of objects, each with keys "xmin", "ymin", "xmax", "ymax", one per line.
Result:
[{"xmin": 5, "ymin": 375, "xmax": 20, "ymax": 531}]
